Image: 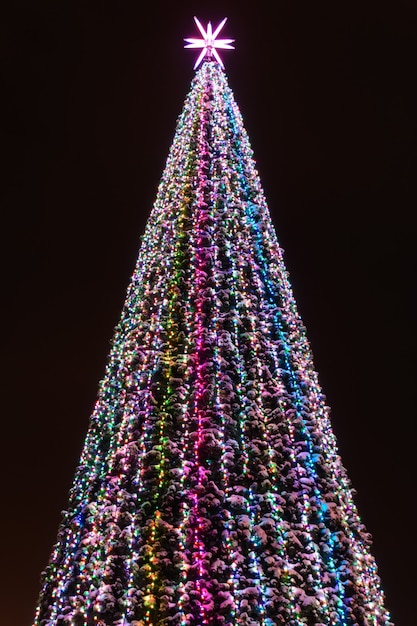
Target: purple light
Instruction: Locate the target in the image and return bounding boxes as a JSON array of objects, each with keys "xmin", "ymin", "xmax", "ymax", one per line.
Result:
[{"xmin": 184, "ymin": 16, "xmax": 235, "ymax": 69}]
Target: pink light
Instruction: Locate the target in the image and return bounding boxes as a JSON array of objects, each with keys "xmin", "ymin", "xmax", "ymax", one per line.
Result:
[{"xmin": 184, "ymin": 16, "xmax": 235, "ymax": 69}]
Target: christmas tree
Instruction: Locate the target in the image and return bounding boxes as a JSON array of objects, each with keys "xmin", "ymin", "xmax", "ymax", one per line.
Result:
[{"xmin": 34, "ymin": 18, "xmax": 391, "ymax": 626}]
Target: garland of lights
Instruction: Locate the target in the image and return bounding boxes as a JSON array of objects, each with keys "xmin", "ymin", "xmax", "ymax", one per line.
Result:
[{"xmin": 34, "ymin": 59, "xmax": 391, "ymax": 626}]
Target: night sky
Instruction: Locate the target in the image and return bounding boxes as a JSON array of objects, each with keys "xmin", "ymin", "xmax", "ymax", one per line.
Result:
[{"xmin": 2, "ymin": 2, "xmax": 416, "ymax": 625}]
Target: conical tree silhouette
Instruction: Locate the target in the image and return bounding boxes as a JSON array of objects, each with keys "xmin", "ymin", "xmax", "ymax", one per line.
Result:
[{"xmin": 34, "ymin": 57, "xmax": 391, "ymax": 626}]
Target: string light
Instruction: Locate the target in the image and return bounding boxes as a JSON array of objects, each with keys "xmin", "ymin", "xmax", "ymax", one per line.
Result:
[{"xmin": 33, "ymin": 60, "xmax": 391, "ymax": 626}]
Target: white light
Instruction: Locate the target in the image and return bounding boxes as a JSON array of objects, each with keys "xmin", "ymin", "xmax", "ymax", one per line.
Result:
[{"xmin": 184, "ymin": 16, "xmax": 235, "ymax": 70}]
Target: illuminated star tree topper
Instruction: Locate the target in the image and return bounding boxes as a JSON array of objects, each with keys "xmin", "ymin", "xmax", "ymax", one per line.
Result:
[{"xmin": 184, "ymin": 16, "xmax": 235, "ymax": 69}]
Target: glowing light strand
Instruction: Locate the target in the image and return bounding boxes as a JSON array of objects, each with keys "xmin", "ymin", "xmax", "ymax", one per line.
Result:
[
  {"xmin": 34, "ymin": 60, "xmax": 392, "ymax": 626},
  {"xmin": 230, "ymin": 111, "xmax": 348, "ymax": 622}
]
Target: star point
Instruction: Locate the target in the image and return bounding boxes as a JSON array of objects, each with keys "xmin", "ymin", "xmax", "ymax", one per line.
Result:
[{"xmin": 184, "ymin": 16, "xmax": 235, "ymax": 70}]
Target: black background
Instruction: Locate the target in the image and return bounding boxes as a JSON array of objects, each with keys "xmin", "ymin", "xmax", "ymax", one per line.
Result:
[{"xmin": 2, "ymin": 1, "xmax": 416, "ymax": 624}]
